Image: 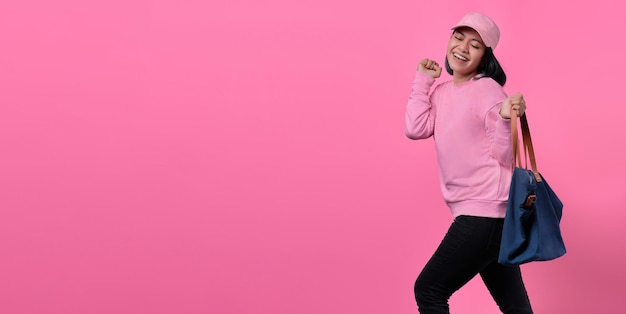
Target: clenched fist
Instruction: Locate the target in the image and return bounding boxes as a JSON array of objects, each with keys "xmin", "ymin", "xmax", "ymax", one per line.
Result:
[
  {"xmin": 500, "ymin": 93, "xmax": 526, "ymax": 119},
  {"xmin": 418, "ymin": 58, "xmax": 442, "ymax": 78}
]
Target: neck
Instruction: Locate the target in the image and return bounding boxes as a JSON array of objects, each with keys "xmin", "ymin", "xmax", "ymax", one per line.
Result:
[{"xmin": 453, "ymin": 71, "xmax": 479, "ymax": 84}]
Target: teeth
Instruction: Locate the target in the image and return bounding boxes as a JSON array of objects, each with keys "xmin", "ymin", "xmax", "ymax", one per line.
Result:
[{"xmin": 453, "ymin": 53, "xmax": 468, "ymax": 61}]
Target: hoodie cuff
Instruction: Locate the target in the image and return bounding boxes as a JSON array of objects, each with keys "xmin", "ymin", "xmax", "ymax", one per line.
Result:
[{"xmin": 412, "ymin": 71, "xmax": 436, "ymax": 93}]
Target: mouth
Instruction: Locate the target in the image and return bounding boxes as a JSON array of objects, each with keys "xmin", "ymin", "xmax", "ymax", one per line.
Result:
[{"xmin": 453, "ymin": 52, "xmax": 468, "ymax": 61}]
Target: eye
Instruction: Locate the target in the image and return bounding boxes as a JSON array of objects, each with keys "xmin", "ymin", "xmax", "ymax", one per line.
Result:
[
  {"xmin": 454, "ymin": 35, "xmax": 463, "ymax": 41},
  {"xmin": 470, "ymin": 42, "xmax": 483, "ymax": 49}
]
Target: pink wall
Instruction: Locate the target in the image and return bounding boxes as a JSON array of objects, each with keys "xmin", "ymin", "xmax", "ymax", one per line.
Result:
[{"xmin": 1, "ymin": 0, "xmax": 624, "ymax": 313}]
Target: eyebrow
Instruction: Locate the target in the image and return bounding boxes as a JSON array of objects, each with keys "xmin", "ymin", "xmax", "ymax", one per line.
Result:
[{"xmin": 455, "ymin": 30, "xmax": 484, "ymax": 46}]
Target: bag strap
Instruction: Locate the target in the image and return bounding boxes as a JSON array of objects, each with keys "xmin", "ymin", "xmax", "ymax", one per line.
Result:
[{"xmin": 511, "ymin": 110, "xmax": 542, "ymax": 182}]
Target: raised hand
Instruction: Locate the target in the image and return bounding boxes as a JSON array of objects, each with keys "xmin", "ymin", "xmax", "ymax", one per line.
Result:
[{"xmin": 418, "ymin": 58, "xmax": 442, "ymax": 79}]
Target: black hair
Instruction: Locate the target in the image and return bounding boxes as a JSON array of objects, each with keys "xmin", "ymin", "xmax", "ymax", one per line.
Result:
[{"xmin": 445, "ymin": 47, "xmax": 507, "ymax": 86}]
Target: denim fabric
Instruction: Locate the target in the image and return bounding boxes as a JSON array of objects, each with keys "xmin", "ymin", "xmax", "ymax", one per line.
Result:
[
  {"xmin": 414, "ymin": 215, "xmax": 533, "ymax": 314},
  {"xmin": 499, "ymin": 168, "xmax": 566, "ymax": 265}
]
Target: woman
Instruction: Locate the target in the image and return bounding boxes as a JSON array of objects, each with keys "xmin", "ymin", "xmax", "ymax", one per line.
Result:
[{"xmin": 405, "ymin": 12, "xmax": 533, "ymax": 314}]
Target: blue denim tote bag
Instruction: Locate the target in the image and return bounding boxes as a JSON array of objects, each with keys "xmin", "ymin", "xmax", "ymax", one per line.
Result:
[{"xmin": 498, "ymin": 112, "xmax": 566, "ymax": 265}]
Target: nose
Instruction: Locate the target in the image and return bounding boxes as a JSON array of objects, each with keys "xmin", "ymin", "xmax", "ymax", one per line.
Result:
[{"xmin": 459, "ymin": 39, "xmax": 469, "ymax": 52}]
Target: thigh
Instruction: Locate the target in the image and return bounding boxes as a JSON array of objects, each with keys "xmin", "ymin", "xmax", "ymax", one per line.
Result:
[
  {"xmin": 416, "ymin": 216, "xmax": 500, "ymax": 297},
  {"xmin": 480, "ymin": 262, "xmax": 533, "ymax": 314}
]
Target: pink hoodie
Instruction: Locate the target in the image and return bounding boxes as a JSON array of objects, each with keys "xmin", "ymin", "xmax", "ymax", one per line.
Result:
[{"xmin": 405, "ymin": 71, "xmax": 513, "ymax": 218}]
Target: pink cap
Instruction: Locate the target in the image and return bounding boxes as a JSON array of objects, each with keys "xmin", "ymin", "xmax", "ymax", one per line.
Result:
[{"xmin": 451, "ymin": 12, "xmax": 500, "ymax": 50}]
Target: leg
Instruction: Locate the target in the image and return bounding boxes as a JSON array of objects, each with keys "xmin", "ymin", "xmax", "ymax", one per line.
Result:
[
  {"xmin": 414, "ymin": 216, "xmax": 502, "ymax": 314},
  {"xmin": 480, "ymin": 262, "xmax": 533, "ymax": 314}
]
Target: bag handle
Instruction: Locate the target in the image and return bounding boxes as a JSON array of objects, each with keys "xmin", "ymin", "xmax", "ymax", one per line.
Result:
[{"xmin": 511, "ymin": 109, "xmax": 542, "ymax": 182}]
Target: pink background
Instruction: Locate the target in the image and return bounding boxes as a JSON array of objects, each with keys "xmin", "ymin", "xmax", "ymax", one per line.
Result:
[{"xmin": 1, "ymin": 0, "xmax": 624, "ymax": 313}]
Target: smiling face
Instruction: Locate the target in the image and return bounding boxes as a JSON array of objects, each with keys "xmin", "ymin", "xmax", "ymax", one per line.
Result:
[{"xmin": 446, "ymin": 27, "xmax": 486, "ymax": 83}]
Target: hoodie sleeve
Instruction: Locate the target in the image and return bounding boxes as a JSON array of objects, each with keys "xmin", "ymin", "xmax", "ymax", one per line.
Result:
[
  {"xmin": 405, "ymin": 71, "xmax": 437, "ymax": 140},
  {"xmin": 484, "ymin": 96, "xmax": 513, "ymax": 167}
]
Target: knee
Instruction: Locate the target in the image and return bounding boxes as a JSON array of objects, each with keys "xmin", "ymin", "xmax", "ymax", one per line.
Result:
[
  {"xmin": 414, "ymin": 277, "xmax": 433, "ymax": 304},
  {"xmin": 414, "ymin": 277, "xmax": 447, "ymax": 309}
]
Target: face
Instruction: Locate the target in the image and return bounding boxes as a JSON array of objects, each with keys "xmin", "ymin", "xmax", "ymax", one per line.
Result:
[{"xmin": 447, "ymin": 27, "xmax": 486, "ymax": 82}]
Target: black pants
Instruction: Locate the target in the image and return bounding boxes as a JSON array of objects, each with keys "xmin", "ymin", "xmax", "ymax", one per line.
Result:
[{"xmin": 414, "ymin": 215, "xmax": 533, "ymax": 314}]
